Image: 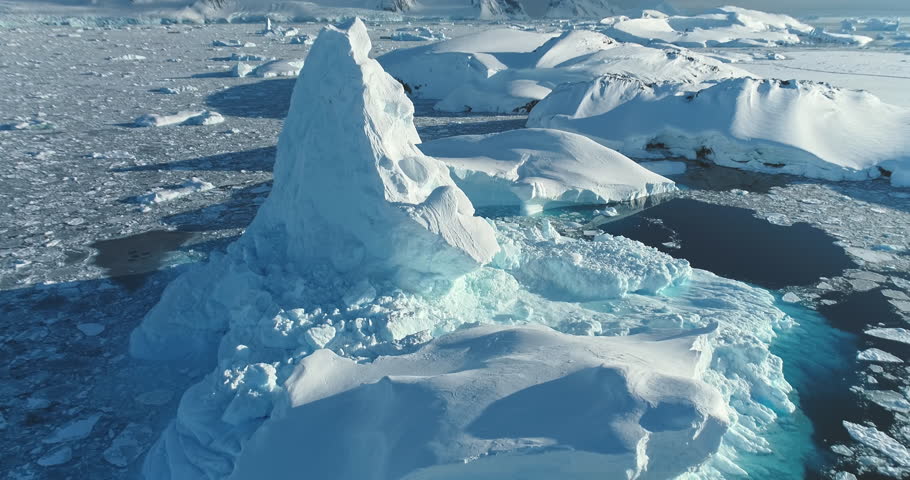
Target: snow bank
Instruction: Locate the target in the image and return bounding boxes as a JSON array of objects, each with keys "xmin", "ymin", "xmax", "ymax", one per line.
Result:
[
  {"xmin": 420, "ymin": 128, "xmax": 676, "ymax": 213},
  {"xmin": 381, "ymin": 28, "xmax": 748, "ymax": 113},
  {"xmin": 132, "ymin": 18, "xmax": 797, "ymax": 480},
  {"xmin": 601, "ymin": 6, "xmax": 873, "ymax": 48},
  {"xmin": 230, "ymin": 325, "xmax": 728, "ymax": 480},
  {"xmin": 134, "ymin": 110, "xmax": 224, "ymax": 127},
  {"xmin": 528, "ymin": 76, "xmax": 910, "ymax": 182}
]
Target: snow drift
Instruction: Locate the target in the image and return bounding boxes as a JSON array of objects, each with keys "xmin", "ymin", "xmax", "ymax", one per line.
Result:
[
  {"xmin": 132, "ymin": 18, "xmax": 797, "ymax": 480},
  {"xmin": 528, "ymin": 75, "xmax": 910, "ymax": 183},
  {"xmin": 419, "ymin": 128, "xmax": 676, "ymax": 213},
  {"xmin": 380, "ymin": 28, "xmax": 749, "ymax": 113}
]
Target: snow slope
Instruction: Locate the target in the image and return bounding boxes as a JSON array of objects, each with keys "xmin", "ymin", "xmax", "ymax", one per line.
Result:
[
  {"xmin": 130, "ymin": 18, "xmax": 797, "ymax": 480},
  {"xmin": 419, "ymin": 128, "xmax": 676, "ymax": 213},
  {"xmin": 601, "ymin": 6, "xmax": 874, "ymax": 48},
  {"xmin": 528, "ymin": 75, "xmax": 910, "ymax": 183},
  {"xmin": 381, "ymin": 28, "xmax": 749, "ymax": 113}
]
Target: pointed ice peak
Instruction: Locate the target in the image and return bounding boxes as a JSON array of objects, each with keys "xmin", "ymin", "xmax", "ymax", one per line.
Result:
[{"xmin": 250, "ymin": 18, "xmax": 499, "ymax": 292}]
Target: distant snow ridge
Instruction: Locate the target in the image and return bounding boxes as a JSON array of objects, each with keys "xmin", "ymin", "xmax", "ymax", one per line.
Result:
[
  {"xmin": 600, "ymin": 6, "xmax": 873, "ymax": 48},
  {"xmin": 529, "ymin": 75, "xmax": 910, "ymax": 184},
  {"xmin": 380, "ymin": 28, "xmax": 748, "ymax": 114},
  {"xmin": 420, "ymin": 128, "xmax": 676, "ymax": 213},
  {"xmin": 133, "ymin": 18, "xmax": 797, "ymax": 480}
]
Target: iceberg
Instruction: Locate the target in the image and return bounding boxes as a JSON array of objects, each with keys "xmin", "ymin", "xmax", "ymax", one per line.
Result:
[
  {"xmin": 601, "ymin": 6, "xmax": 873, "ymax": 48},
  {"xmin": 381, "ymin": 28, "xmax": 747, "ymax": 113},
  {"xmin": 131, "ymin": 18, "xmax": 797, "ymax": 480},
  {"xmin": 420, "ymin": 128, "xmax": 676, "ymax": 213},
  {"xmin": 528, "ymin": 76, "xmax": 910, "ymax": 183},
  {"xmin": 230, "ymin": 325, "xmax": 728, "ymax": 480}
]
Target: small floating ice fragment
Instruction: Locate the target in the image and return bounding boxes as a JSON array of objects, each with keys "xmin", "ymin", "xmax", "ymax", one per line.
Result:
[
  {"xmin": 865, "ymin": 328, "xmax": 910, "ymax": 345},
  {"xmin": 136, "ymin": 177, "xmax": 215, "ymax": 205},
  {"xmin": 858, "ymin": 348, "xmax": 903, "ymax": 363}
]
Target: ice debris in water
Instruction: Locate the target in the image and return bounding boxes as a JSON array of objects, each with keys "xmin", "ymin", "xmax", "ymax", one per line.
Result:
[
  {"xmin": 865, "ymin": 328, "xmax": 910, "ymax": 345},
  {"xmin": 253, "ymin": 59, "xmax": 304, "ymax": 78},
  {"xmin": 857, "ymin": 348, "xmax": 903, "ymax": 363},
  {"xmin": 130, "ymin": 18, "xmax": 798, "ymax": 480},
  {"xmin": 135, "ymin": 177, "xmax": 215, "ymax": 205},
  {"xmin": 212, "ymin": 39, "xmax": 255, "ymax": 48},
  {"xmin": 134, "ymin": 110, "xmax": 224, "ymax": 127},
  {"xmin": 843, "ymin": 421, "xmax": 910, "ymax": 470},
  {"xmin": 43, "ymin": 413, "xmax": 101, "ymax": 444},
  {"xmin": 37, "ymin": 447, "xmax": 73, "ymax": 467}
]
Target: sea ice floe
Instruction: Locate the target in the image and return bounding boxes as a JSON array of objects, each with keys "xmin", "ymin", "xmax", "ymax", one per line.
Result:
[
  {"xmin": 212, "ymin": 39, "xmax": 255, "ymax": 48},
  {"xmin": 843, "ymin": 421, "xmax": 910, "ymax": 470},
  {"xmin": 135, "ymin": 177, "xmax": 215, "ymax": 205},
  {"xmin": 134, "ymin": 110, "xmax": 224, "ymax": 127},
  {"xmin": 865, "ymin": 328, "xmax": 910, "ymax": 345},
  {"xmin": 43, "ymin": 413, "xmax": 101, "ymax": 444},
  {"xmin": 252, "ymin": 59, "xmax": 304, "ymax": 78},
  {"xmin": 857, "ymin": 348, "xmax": 903, "ymax": 363},
  {"xmin": 37, "ymin": 446, "xmax": 72, "ymax": 467}
]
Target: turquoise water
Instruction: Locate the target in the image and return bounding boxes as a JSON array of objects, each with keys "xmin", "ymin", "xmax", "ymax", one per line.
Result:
[{"xmin": 738, "ymin": 299, "xmax": 858, "ymax": 480}]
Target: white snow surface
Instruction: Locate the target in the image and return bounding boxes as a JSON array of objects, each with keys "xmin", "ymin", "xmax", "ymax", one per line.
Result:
[
  {"xmin": 131, "ymin": 18, "xmax": 797, "ymax": 480},
  {"xmin": 381, "ymin": 28, "xmax": 750, "ymax": 113},
  {"xmin": 419, "ymin": 128, "xmax": 676, "ymax": 212},
  {"xmin": 528, "ymin": 75, "xmax": 910, "ymax": 183},
  {"xmin": 230, "ymin": 324, "xmax": 729, "ymax": 480},
  {"xmin": 601, "ymin": 6, "xmax": 874, "ymax": 48}
]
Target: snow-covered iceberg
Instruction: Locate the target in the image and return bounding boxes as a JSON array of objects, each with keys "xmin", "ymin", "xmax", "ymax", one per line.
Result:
[
  {"xmin": 381, "ymin": 28, "xmax": 748, "ymax": 113},
  {"xmin": 420, "ymin": 128, "xmax": 676, "ymax": 213},
  {"xmin": 132, "ymin": 18, "xmax": 797, "ymax": 480},
  {"xmin": 600, "ymin": 6, "xmax": 874, "ymax": 48},
  {"xmin": 230, "ymin": 324, "xmax": 729, "ymax": 480},
  {"xmin": 528, "ymin": 75, "xmax": 910, "ymax": 183}
]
